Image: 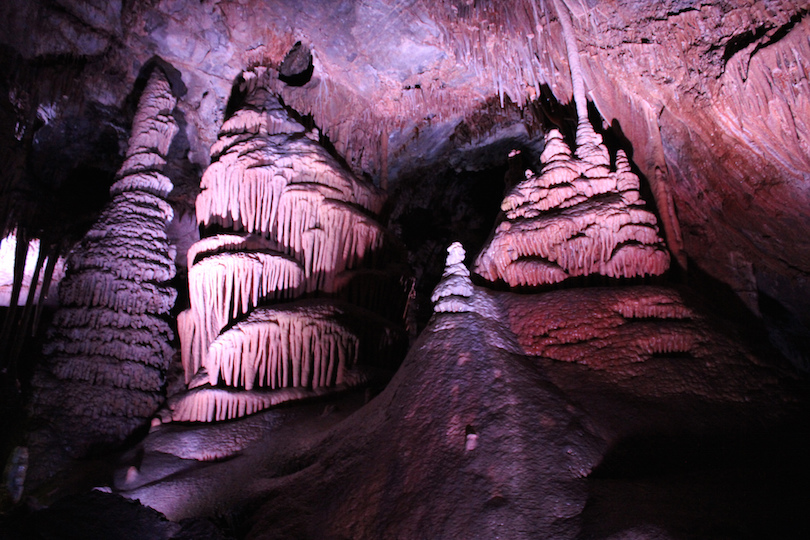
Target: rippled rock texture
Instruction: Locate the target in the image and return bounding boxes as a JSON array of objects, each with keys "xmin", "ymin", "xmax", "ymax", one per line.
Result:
[
  {"xmin": 26, "ymin": 69, "xmax": 178, "ymax": 487},
  {"xmin": 1, "ymin": 0, "xmax": 807, "ymax": 365}
]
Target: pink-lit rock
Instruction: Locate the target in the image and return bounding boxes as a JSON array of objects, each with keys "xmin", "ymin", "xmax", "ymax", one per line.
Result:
[
  {"xmin": 112, "ymin": 280, "xmax": 803, "ymax": 538},
  {"xmin": 175, "ymin": 81, "xmax": 406, "ymax": 421},
  {"xmin": 26, "ymin": 69, "xmax": 179, "ymax": 485},
  {"xmin": 499, "ymin": 285, "xmax": 792, "ymax": 402},
  {"xmin": 475, "ymin": 124, "xmax": 670, "ymax": 286}
]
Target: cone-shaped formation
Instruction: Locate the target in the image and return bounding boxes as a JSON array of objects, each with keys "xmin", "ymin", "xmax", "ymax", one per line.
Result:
[
  {"xmin": 195, "ymin": 85, "xmax": 386, "ymax": 291},
  {"xmin": 175, "ymin": 81, "xmax": 406, "ymax": 422},
  {"xmin": 28, "ymin": 70, "xmax": 178, "ymax": 480},
  {"xmin": 431, "ymin": 242, "xmax": 474, "ymax": 313},
  {"xmin": 474, "ymin": 121, "xmax": 670, "ymax": 286},
  {"xmin": 476, "ymin": 0, "xmax": 669, "ymax": 288}
]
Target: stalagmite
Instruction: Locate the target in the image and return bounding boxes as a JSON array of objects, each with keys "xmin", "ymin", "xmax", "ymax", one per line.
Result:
[
  {"xmin": 27, "ymin": 69, "xmax": 179, "ymax": 484},
  {"xmin": 474, "ymin": 126, "xmax": 669, "ymax": 286},
  {"xmin": 172, "ymin": 78, "xmax": 407, "ymax": 422},
  {"xmin": 431, "ymin": 242, "xmax": 475, "ymax": 313},
  {"xmin": 474, "ymin": 2, "xmax": 670, "ymax": 287},
  {"xmin": 196, "ymin": 90, "xmax": 386, "ymax": 235}
]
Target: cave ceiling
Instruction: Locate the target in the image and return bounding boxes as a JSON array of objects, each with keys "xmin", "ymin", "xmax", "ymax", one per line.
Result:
[{"xmin": 1, "ymin": 0, "xmax": 809, "ymax": 363}]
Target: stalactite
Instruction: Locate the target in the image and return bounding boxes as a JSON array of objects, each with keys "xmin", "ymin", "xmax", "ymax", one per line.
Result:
[
  {"xmin": 26, "ymin": 68, "xmax": 179, "ymax": 485},
  {"xmin": 206, "ymin": 302, "xmax": 359, "ymax": 391},
  {"xmin": 173, "ymin": 81, "xmax": 408, "ymax": 422},
  {"xmin": 473, "ymin": 0, "xmax": 670, "ymax": 287},
  {"xmin": 168, "ymin": 369, "xmax": 371, "ymax": 423},
  {"xmin": 196, "ymin": 90, "xmax": 386, "ymax": 238},
  {"xmin": 184, "ymin": 249, "xmax": 305, "ymax": 372}
]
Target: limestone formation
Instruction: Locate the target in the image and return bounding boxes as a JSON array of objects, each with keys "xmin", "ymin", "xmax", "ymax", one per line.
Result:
[
  {"xmin": 431, "ymin": 242, "xmax": 474, "ymax": 313},
  {"xmin": 174, "ymin": 78, "xmax": 405, "ymax": 422},
  {"xmin": 475, "ymin": 124, "xmax": 670, "ymax": 286},
  {"xmin": 474, "ymin": 2, "xmax": 669, "ymax": 287},
  {"xmin": 27, "ymin": 69, "xmax": 179, "ymax": 483}
]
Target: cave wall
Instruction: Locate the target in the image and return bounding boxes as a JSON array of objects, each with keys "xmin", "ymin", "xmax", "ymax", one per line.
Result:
[
  {"xmin": 0, "ymin": 1, "xmax": 808, "ymax": 361},
  {"xmin": 0, "ymin": 1, "xmax": 809, "ymax": 535}
]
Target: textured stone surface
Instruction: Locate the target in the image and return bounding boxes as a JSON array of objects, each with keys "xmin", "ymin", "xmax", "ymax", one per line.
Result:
[
  {"xmin": 174, "ymin": 82, "xmax": 406, "ymax": 422},
  {"xmin": 25, "ymin": 70, "xmax": 179, "ymax": 487},
  {"xmin": 111, "ymin": 284, "xmax": 807, "ymax": 538},
  {"xmin": 0, "ymin": 0, "xmax": 808, "ymax": 534},
  {"xmin": 1, "ymin": 0, "xmax": 807, "ymax": 363}
]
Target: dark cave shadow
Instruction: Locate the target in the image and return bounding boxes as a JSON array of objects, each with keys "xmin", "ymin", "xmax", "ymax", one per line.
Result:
[
  {"xmin": 580, "ymin": 413, "xmax": 810, "ymax": 540},
  {"xmin": 678, "ymin": 260, "xmax": 797, "ymax": 369}
]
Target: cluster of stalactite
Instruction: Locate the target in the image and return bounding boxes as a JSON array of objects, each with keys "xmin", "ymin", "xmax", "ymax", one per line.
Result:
[
  {"xmin": 26, "ymin": 69, "xmax": 178, "ymax": 482},
  {"xmin": 174, "ymin": 80, "xmax": 407, "ymax": 422},
  {"xmin": 474, "ymin": 121, "xmax": 670, "ymax": 287},
  {"xmin": 473, "ymin": 0, "xmax": 669, "ymax": 289}
]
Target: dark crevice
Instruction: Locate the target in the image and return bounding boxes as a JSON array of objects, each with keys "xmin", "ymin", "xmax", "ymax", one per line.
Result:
[
  {"xmin": 223, "ymin": 74, "xmax": 248, "ymax": 120},
  {"xmin": 721, "ymin": 26, "xmax": 771, "ymax": 63},
  {"xmin": 720, "ymin": 9, "xmax": 807, "ymax": 68},
  {"xmin": 750, "ymin": 9, "xmax": 807, "ymax": 58}
]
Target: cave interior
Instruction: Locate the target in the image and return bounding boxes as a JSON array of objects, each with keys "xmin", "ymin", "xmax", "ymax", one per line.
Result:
[{"xmin": 1, "ymin": 1, "xmax": 809, "ymax": 539}]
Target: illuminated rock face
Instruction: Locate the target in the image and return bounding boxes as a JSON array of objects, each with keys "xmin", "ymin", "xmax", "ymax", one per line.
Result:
[
  {"xmin": 473, "ymin": 0, "xmax": 668, "ymax": 288},
  {"xmin": 174, "ymin": 77, "xmax": 405, "ymax": 422},
  {"xmin": 27, "ymin": 69, "xmax": 178, "ymax": 482},
  {"xmin": 474, "ymin": 121, "xmax": 670, "ymax": 287}
]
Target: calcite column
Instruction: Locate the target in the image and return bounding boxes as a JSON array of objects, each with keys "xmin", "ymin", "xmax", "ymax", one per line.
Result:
[
  {"xmin": 27, "ymin": 69, "xmax": 178, "ymax": 484},
  {"xmin": 172, "ymin": 73, "xmax": 405, "ymax": 422}
]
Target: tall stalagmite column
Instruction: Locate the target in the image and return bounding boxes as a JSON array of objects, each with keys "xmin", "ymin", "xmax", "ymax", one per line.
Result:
[{"xmin": 27, "ymin": 69, "xmax": 178, "ymax": 485}]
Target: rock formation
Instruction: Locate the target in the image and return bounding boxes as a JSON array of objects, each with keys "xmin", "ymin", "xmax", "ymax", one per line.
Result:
[
  {"xmin": 106, "ymin": 272, "xmax": 804, "ymax": 539},
  {"xmin": 475, "ymin": 0, "xmax": 669, "ymax": 287},
  {"xmin": 171, "ymin": 74, "xmax": 406, "ymax": 422},
  {"xmin": 1, "ymin": 0, "xmax": 808, "ymax": 365},
  {"xmin": 0, "ymin": 1, "xmax": 807, "ymax": 538},
  {"xmin": 474, "ymin": 125, "xmax": 670, "ymax": 286},
  {"xmin": 26, "ymin": 69, "xmax": 178, "ymax": 485}
]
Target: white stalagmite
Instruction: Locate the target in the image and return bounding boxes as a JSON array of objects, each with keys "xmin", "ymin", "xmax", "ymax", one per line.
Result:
[
  {"xmin": 173, "ymin": 79, "xmax": 406, "ymax": 422},
  {"xmin": 29, "ymin": 68, "xmax": 179, "ymax": 476},
  {"xmin": 432, "ymin": 242, "xmax": 475, "ymax": 313},
  {"xmin": 168, "ymin": 368, "xmax": 372, "ymax": 423}
]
